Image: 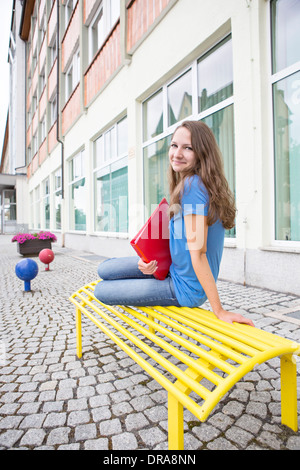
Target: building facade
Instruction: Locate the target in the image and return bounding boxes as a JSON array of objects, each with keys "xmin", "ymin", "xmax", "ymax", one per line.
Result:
[
  {"xmin": 0, "ymin": 0, "xmax": 28, "ymax": 234},
  {"xmin": 10, "ymin": 0, "xmax": 300, "ymax": 294}
]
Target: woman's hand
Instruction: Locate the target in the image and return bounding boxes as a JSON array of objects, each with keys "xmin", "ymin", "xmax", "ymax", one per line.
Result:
[
  {"xmin": 214, "ymin": 308, "xmax": 255, "ymax": 327},
  {"xmin": 138, "ymin": 258, "xmax": 158, "ymax": 275}
]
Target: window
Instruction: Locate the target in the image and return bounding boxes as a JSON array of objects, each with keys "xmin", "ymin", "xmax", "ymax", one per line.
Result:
[
  {"xmin": 198, "ymin": 38, "xmax": 233, "ymax": 112},
  {"xmin": 65, "ymin": 49, "xmax": 80, "ymax": 103},
  {"xmin": 168, "ymin": 69, "xmax": 192, "ymax": 126},
  {"xmin": 3, "ymin": 190, "xmax": 16, "ymax": 223},
  {"xmin": 43, "ymin": 178, "xmax": 50, "ymax": 229},
  {"xmin": 32, "ymin": 132, "xmax": 38, "ymax": 156},
  {"xmin": 65, "ymin": 0, "xmax": 75, "ymax": 30},
  {"xmin": 69, "ymin": 150, "xmax": 86, "ymax": 231},
  {"xmin": 143, "ymin": 90, "xmax": 163, "ymax": 142},
  {"xmin": 49, "ymin": 36, "xmax": 57, "ymax": 69},
  {"xmin": 40, "ymin": 114, "xmax": 46, "ymax": 143},
  {"xmin": 34, "ymin": 186, "xmax": 41, "ymax": 229},
  {"xmin": 39, "ymin": 66, "xmax": 46, "ymax": 94},
  {"xmin": 89, "ymin": 0, "xmax": 120, "ymax": 61},
  {"xmin": 29, "ymin": 191, "xmax": 34, "ymax": 229},
  {"xmin": 32, "ymin": 92, "xmax": 37, "ymax": 114},
  {"xmin": 93, "ymin": 117, "xmax": 128, "ymax": 233},
  {"xmin": 142, "ymin": 36, "xmax": 235, "ymax": 237},
  {"xmin": 50, "ymin": 95, "xmax": 57, "ymax": 126},
  {"xmin": 54, "ymin": 169, "xmax": 62, "ymax": 230},
  {"xmin": 271, "ymin": 0, "xmax": 300, "ymax": 242},
  {"xmin": 90, "ymin": 5, "xmax": 104, "ymax": 59}
]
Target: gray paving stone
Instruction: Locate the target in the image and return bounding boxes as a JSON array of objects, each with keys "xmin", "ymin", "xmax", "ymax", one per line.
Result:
[
  {"xmin": 125, "ymin": 412, "xmax": 150, "ymax": 431},
  {"xmin": 46, "ymin": 427, "xmax": 71, "ymax": 446},
  {"xmin": 84, "ymin": 438, "xmax": 109, "ymax": 450},
  {"xmin": 43, "ymin": 412, "xmax": 67, "ymax": 428},
  {"xmin": 19, "ymin": 413, "xmax": 46, "ymax": 429},
  {"xmin": 138, "ymin": 427, "xmax": 167, "ymax": 447},
  {"xmin": 99, "ymin": 418, "xmax": 122, "ymax": 436},
  {"xmin": 74, "ymin": 423, "xmax": 97, "ymax": 441},
  {"xmin": 112, "ymin": 432, "xmax": 139, "ymax": 450},
  {"xmin": 20, "ymin": 429, "xmax": 46, "ymax": 447},
  {"xmin": 225, "ymin": 426, "xmax": 254, "ymax": 447},
  {"xmin": 0, "ymin": 430, "xmax": 24, "ymax": 448}
]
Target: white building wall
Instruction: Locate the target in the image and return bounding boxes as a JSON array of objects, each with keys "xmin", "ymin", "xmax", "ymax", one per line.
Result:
[{"xmin": 26, "ymin": 0, "xmax": 300, "ymax": 295}]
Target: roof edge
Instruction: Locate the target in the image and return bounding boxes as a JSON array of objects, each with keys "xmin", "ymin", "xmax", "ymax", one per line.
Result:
[{"xmin": 19, "ymin": 0, "xmax": 35, "ymax": 41}]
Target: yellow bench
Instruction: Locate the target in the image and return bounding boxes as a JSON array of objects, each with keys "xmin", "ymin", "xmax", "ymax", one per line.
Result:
[{"xmin": 69, "ymin": 280, "xmax": 300, "ymax": 450}]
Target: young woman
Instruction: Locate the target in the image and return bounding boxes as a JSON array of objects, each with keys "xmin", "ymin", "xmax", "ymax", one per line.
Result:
[{"xmin": 94, "ymin": 121, "xmax": 254, "ymax": 327}]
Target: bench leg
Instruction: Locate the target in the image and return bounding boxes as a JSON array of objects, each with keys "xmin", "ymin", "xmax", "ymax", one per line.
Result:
[
  {"xmin": 168, "ymin": 392, "xmax": 184, "ymax": 450},
  {"xmin": 281, "ymin": 354, "xmax": 298, "ymax": 431},
  {"xmin": 76, "ymin": 307, "xmax": 82, "ymax": 359}
]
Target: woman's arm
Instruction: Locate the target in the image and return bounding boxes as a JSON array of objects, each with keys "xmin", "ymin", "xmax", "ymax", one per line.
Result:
[{"xmin": 184, "ymin": 213, "xmax": 254, "ymax": 327}]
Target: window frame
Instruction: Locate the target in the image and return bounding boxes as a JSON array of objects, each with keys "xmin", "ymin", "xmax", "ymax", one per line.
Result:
[
  {"xmin": 65, "ymin": 48, "xmax": 80, "ymax": 104},
  {"xmin": 93, "ymin": 116, "xmax": 129, "ymax": 236},
  {"xmin": 269, "ymin": 0, "xmax": 300, "ymax": 248},
  {"xmin": 88, "ymin": 0, "xmax": 120, "ymax": 63},
  {"xmin": 142, "ymin": 35, "xmax": 235, "ymax": 239},
  {"xmin": 68, "ymin": 149, "xmax": 87, "ymax": 232},
  {"xmin": 53, "ymin": 168, "xmax": 62, "ymax": 231},
  {"xmin": 42, "ymin": 177, "xmax": 50, "ymax": 230}
]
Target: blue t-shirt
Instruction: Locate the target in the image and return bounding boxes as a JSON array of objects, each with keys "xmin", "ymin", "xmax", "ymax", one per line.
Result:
[{"xmin": 169, "ymin": 175, "xmax": 225, "ymax": 307}]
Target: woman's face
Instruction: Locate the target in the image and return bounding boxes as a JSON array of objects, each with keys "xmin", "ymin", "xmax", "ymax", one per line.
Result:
[{"xmin": 169, "ymin": 126, "xmax": 196, "ymax": 174}]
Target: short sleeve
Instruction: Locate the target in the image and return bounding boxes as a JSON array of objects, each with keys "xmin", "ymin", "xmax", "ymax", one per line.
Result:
[{"xmin": 181, "ymin": 175, "xmax": 209, "ymax": 216}]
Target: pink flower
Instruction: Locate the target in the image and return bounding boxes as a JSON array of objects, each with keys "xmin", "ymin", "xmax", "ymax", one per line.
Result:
[{"xmin": 11, "ymin": 231, "xmax": 57, "ymax": 244}]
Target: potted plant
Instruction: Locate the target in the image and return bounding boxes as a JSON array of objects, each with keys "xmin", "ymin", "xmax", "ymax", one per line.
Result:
[{"xmin": 12, "ymin": 231, "xmax": 57, "ymax": 256}]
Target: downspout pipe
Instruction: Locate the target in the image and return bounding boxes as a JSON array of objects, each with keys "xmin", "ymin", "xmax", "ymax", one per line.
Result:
[{"xmin": 56, "ymin": 0, "xmax": 65, "ymax": 246}]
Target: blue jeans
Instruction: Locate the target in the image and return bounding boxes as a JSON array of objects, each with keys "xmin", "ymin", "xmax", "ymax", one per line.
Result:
[{"xmin": 94, "ymin": 257, "xmax": 181, "ymax": 307}]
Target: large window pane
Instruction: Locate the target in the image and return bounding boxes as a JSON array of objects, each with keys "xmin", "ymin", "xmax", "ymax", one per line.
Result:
[
  {"xmin": 143, "ymin": 90, "xmax": 163, "ymax": 141},
  {"xmin": 117, "ymin": 117, "xmax": 128, "ymax": 155},
  {"xmin": 70, "ymin": 178, "xmax": 86, "ymax": 231},
  {"xmin": 69, "ymin": 151, "xmax": 86, "ymax": 231},
  {"xmin": 71, "ymin": 152, "xmax": 84, "ymax": 180},
  {"xmin": 273, "ymin": 71, "xmax": 300, "ymax": 241},
  {"xmin": 54, "ymin": 190, "xmax": 62, "ymax": 230},
  {"xmin": 3, "ymin": 190, "xmax": 17, "ymax": 222},
  {"xmin": 143, "ymin": 135, "xmax": 171, "ymax": 217},
  {"xmin": 94, "ymin": 135, "xmax": 104, "ymax": 168},
  {"xmin": 54, "ymin": 169, "xmax": 62, "ymax": 230},
  {"xmin": 167, "ymin": 69, "xmax": 192, "ymax": 126},
  {"xmin": 198, "ymin": 37, "xmax": 233, "ymax": 112},
  {"xmin": 35, "ymin": 187, "xmax": 41, "ymax": 229},
  {"xmin": 94, "ymin": 161, "xmax": 128, "ymax": 232},
  {"xmin": 271, "ymin": 0, "xmax": 300, "ymax": 74},
  {"xmin": 93, "ymin": 119, "xmax": 128, "ymax": 233},
  {"xmin": 202, "ymin": 105, "xmax": 236, "ymax": 238}
]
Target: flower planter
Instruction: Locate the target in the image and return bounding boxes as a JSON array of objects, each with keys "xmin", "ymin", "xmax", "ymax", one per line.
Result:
[{"xmin": 17, "ymin": 239, "xmax": 52, "ymax": 256}]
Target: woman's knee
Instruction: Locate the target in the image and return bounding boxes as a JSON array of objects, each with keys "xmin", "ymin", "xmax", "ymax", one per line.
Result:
[
  {"xmin": 97, "ymin": 258, "xmax": 116, "ymax": 280},
  {"xmin": 94, "ymin": 280, "xmax": 111, "ymax": 303}
]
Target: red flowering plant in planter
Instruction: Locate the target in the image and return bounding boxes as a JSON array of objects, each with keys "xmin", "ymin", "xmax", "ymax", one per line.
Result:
[
  {"xmin": 12, "ymin": 231, "xmax": 57, "ymax": 244},
  {"xmin": 12, "ymin": 231, "xmax": 57, "ymax": 256}
]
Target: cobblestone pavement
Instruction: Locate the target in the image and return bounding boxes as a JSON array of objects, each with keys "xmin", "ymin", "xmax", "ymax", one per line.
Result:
[{"xmin": 1, "ymin": 234, "xmax": 300, "ymax": 451}]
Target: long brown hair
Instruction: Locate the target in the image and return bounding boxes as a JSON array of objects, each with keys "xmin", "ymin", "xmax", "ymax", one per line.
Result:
[{"xmin": 168, "ymin": 120, "xmax": 236, "ymax": 229}]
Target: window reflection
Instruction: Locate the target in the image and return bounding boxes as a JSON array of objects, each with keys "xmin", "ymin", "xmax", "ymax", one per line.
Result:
[
  {"xmin": 271, "ymin": 0, "xmax": 300, "ymax": 74},
  {"xmin": 167, "ymin": 70, "xmax": 192, "ymax": 126},
  {"xmin": 143, "ymin": 90, "xmax": 163, "ymax": 142},
  {"xmin": 273, "ymin": 71, "xmax": 300, "ymax": 241},
  {"xmin": 198, "ymin": 38, "xmax": 233, "ymax": 112}
]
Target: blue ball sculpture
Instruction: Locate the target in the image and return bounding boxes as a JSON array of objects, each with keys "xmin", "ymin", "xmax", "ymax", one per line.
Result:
[{"xmin": 15, "ymin": 259, "xmax": 39, "ymax": 292}]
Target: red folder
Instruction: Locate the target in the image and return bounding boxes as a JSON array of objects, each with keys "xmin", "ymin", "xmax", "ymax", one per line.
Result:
[{"xmin": 130, "ymin": 198, "xmax": 172, "ymax": 280}]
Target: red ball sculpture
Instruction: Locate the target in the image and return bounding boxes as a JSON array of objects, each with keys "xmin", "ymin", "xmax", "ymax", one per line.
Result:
[{"xmin": 39, "ymin": 248, "xmax": 55, "ymax": 271}]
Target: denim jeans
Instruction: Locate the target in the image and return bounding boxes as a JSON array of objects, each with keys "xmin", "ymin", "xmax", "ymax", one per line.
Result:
[{"xmin": 94, "ymin": 256, "xmax": 181, "ymax": 307}]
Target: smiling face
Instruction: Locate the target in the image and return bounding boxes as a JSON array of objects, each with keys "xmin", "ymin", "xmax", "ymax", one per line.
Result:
[{"xmin": 169, "ymin": 126, "xmax": 196, "ymax": 174}]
